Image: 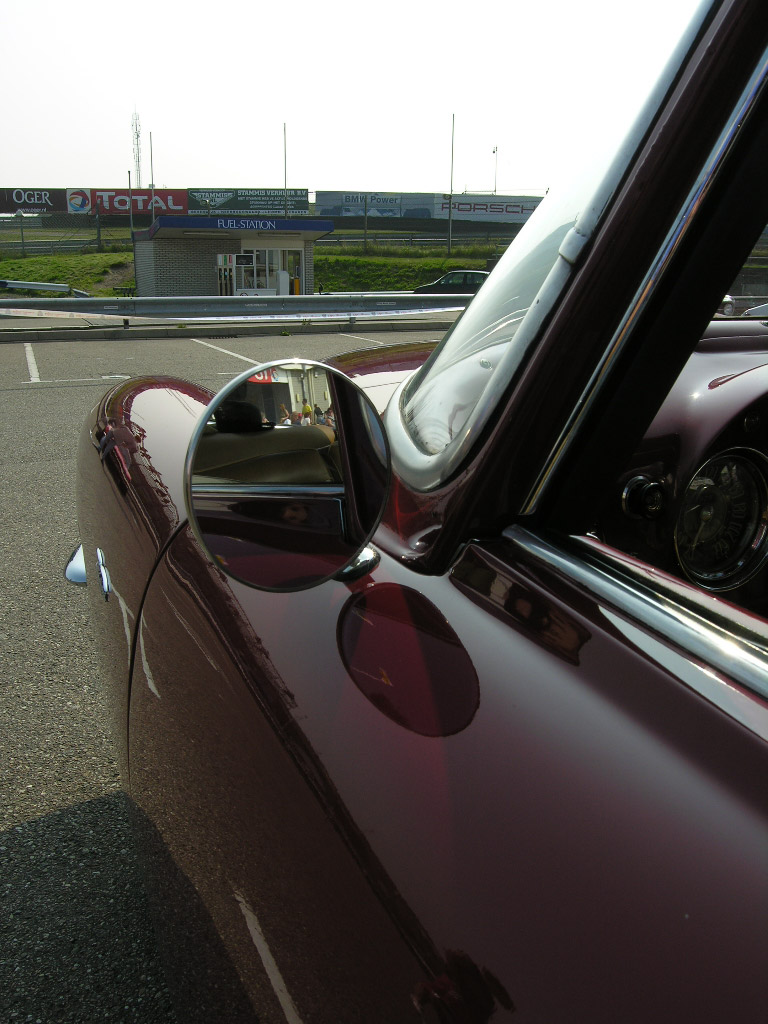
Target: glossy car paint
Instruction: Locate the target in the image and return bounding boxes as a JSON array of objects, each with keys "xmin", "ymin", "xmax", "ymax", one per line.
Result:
[
  {"xmin": 78, "ymin": 339, "xmax": 768, "ymax": 1022},
  {"xmin": 77, "ymin": 377, "xmax": 211, "ymax": 779},
  {"xmin": 74, "ymin": 4, "xmax": 768, "ymax": 1021}
]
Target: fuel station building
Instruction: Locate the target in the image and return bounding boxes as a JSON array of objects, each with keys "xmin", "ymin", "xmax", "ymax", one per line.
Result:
[{"xmin": 132, "ymin": 214, "xmax": 333, "ymax": 297}]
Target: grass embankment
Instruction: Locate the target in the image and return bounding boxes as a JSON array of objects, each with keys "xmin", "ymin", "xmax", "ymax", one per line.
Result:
[
  {"xmin": 0, "ymin": 244, "xmax": 501, "ymax": 296},
  {"xmin": 0, "ymin": 252, "xmax": 135, "ymax": 296},
  {"xmin": 314, "ymin": 252, "xmax": 491, "ymax": 292}
]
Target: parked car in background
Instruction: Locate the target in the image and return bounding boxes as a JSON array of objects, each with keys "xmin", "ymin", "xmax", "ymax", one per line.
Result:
[
  {"xmin": 412, "ymin": 269, "xmax": 489, "ymax": 294},
  {"xmin": 71, "ymin": 1, "xmax": 768, "ymax": 1021}
]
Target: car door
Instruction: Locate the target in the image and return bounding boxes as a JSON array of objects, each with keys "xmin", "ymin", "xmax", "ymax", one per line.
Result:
[{"xmin": 126, "ymin": 4, "xmax": 768, "ymax": 1022}]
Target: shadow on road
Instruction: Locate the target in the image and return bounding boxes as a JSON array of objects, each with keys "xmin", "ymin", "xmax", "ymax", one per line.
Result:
[{"xmin": 1, "ymin": 792, "xmax": 178, "ymax": 1024}]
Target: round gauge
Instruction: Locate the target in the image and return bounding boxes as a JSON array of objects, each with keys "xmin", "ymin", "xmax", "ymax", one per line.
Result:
[{"xmin": 674, "ymin": 449, "xmax": 768, "ymax": 590}]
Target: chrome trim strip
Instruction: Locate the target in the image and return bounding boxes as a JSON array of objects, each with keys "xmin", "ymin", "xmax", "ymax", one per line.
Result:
[
  {"xmin": 503, "ymin": 525, "xmax": 768, "ymax": 733},
  {"xmin": 97, "ymin": 547, "xmax": 111, "ymax": 600},
  {"xmin": 522, "ymin": 44, "xmax": 768, "ymax": 515},
  {"xmin": 191, "ymin": 483, "xmax": 345, "ymax": 499}
]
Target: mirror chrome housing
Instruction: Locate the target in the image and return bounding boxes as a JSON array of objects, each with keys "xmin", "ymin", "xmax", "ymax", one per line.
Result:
[{"xmin": 185, "ymin": 360, "xmax": 390, "ymax": 591}]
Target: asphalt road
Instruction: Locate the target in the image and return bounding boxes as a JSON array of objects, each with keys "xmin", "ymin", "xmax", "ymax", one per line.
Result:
[{"xmin": 0, "ymin": 326, "xmax": 443, "ymax": 1023}]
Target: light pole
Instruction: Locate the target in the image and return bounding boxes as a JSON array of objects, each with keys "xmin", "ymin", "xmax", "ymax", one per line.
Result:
[
  {"xmin": 284, "ymin": 123, "xmax": 288, "ymax": 219},
  {"xmin": 493, "ymin": 146, "xmax": 498, "ymax": 194},
  {"xmin": 448, "ymin": 114, "xmax": 455, "ymax": 256},
  {"xmin": 15, "ymin": 210, "xmax": 25, "ymax": 256},
  {"xmin": 149, "ymin": 131, "xmax": 156, "ymax": 225}
]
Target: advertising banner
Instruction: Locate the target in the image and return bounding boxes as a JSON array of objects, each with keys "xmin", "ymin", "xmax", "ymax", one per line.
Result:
[
  {"xmin": 315, "ymin": 191, "xmax": 542, "ymax": 224},
  {"xmin": 315, "ymin": 192, "xmax": 403, "ymax": 217},
  {"xmin": 66, "ymin": 188, "xmax": 188, "ymax": 215},
  {"xmin": 248, "ymin": 369, "xmax": 277, "ymax": 384},
  {"xmin": 188, "ymin": 189, "xmax": 309, "ymax": 216},
  {"xmin": 438, "ymin": 194, "xmax": 542, "ymax": 223},
  {"xmin": 0, "ymin": 188, "xmax": 67, "ymax": 214}
]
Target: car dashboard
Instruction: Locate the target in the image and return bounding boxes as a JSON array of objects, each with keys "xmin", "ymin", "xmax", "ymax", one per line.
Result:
[{"xmin": 597, "ymin": 321, "xmax": 768, "ymax": 616}]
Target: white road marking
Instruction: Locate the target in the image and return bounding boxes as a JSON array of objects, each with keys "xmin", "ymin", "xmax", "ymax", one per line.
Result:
[
  {"xmin": 191, "ymin": 338, "xmax": 261, "ymax": 363},
  {"xmin": 234, "ymin": 890, "xmax": 303, "ymax": 1024},
  {"xmin": 24, "ymin": 343, "xmax": 40, "ymax": 382},
  {"xmin": 20, "ymin": 375, "xmax": 130, "ymax": 384},
  {"xmin": 339, "ymin": 333, "xmax": 384, "ymax": 345}
]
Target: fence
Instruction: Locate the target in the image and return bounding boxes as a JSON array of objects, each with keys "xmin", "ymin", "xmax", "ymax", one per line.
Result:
[{"xmin": 0, "ymin": 214, "xmax": 132, "ymax": 256}]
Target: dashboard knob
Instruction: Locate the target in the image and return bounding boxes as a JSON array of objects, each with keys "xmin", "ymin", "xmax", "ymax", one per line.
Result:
[{"xmin": 622, "ymin": 475, "xmax": 665, "ymax": 519}]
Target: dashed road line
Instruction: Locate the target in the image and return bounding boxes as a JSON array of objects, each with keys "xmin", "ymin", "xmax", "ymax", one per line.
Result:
[
  {"xmin": 20, "ymin": 375, "xmax": 130, "ymax": 385},
  {"xmin": 191, "ymin": 338, "xmax": 262, "ymax": 362},
  {"xmin": 339, "ymin": 333, "xmax": 384, "ymax": 345},
  {"xmin": 24, "ymin": 343, "xmax": 40, "ymax": 383}
]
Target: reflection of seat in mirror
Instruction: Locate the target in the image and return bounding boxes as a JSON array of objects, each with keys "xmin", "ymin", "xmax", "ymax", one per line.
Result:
[
  {"xmin": 194, "ymin": 409, "xmax": 343, "ymax": 485},
  {"xmin": 213, "ymin": 400, "xmax": 268, "ymax": 433}
]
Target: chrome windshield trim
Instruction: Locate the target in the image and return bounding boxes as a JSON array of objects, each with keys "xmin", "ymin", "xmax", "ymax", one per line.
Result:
[
  {"xmin": 504, "ymin": 525, "xmax": 768, "ymax": 738},
  {"xmin": 521, "ymin": 43, "xmax": 768, "ymax": 515}
]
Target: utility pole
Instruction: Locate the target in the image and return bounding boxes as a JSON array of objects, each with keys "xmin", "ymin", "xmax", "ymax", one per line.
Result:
[
  {"xmin": 448, "ymin": 114, "xmax": 455, "ymax": 256},
  {"xmin": 132, "ymin": 113, "xmax": 142, "ymax": 187}
]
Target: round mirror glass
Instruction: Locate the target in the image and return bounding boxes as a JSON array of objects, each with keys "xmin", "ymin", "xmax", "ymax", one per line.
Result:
[{"xmin": 185, "ymin": 360, "xmax": 390, "ymax": 591}]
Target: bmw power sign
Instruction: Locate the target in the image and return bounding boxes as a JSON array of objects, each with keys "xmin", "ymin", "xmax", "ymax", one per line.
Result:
[{"xmin": 67, "ymin": 189, "xmax": 92, "ymax": 214}]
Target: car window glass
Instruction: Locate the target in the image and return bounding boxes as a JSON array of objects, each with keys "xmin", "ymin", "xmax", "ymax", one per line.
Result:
[
  {"xmin": 401, "ymin": 189, "xmax": 600, "ymax": 455},
  {"xmin": 400, "ymin": 3, "xmax": 708, "ymax": 464},
  {"xmin": 729, "ymin": 226, "xmax": 768, "ymax": 315}
]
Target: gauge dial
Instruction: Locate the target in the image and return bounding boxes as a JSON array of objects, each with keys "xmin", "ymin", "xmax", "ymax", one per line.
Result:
[{"xmin": 675, "ymin": 450, "xmax": 768, "ymax": 590}]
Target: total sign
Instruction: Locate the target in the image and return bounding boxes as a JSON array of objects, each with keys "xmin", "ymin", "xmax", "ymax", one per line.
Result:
[{"xmin": 67, "ymin": 188, "xmax": 188, "ymax": 215}]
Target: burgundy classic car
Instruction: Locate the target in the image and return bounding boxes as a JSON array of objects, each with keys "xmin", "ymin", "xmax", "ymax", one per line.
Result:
[{"xmin": 72, "ymin": 2, "xmax": 768, "ymax": 1021}]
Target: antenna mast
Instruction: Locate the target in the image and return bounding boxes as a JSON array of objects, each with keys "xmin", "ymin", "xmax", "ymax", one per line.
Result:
[{"xmin": 132, "ymin": 112, "xmax": 142, "ymax": 188}]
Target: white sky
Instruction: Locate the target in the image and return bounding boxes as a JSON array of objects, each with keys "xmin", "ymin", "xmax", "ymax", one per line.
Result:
[{"xmin": 3, "ymin": 0, "xmax": 704, "ymax": 198}]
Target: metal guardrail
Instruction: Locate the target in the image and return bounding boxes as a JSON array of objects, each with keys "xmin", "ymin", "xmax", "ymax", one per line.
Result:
[
  {"xmin": 0, "ymin": 292, "xmax": 472, "ymax": 320},
  {"xmin": 315, "ymin": 236, "xmax": 511, "ymax": 247},
  {"xmin": 0, "ymin": 279, "xmax": 90, "ymax": 297}
]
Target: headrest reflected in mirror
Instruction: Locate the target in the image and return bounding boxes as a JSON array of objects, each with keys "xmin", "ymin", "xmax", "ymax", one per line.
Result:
[{"xmin": 185, "ymin": 360, "xmax": 390, "ymax": 591}]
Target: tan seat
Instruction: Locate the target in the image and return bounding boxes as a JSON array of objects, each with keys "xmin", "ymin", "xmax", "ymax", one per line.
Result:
[{"xmin": 193, "ymin": 424, "xmax": 341, "ymax": 485}]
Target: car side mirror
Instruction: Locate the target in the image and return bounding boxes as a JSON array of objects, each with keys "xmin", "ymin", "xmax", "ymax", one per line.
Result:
[{"xmin": 184, "ymin": 360, "xmax": 390, "ymax": 591}]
